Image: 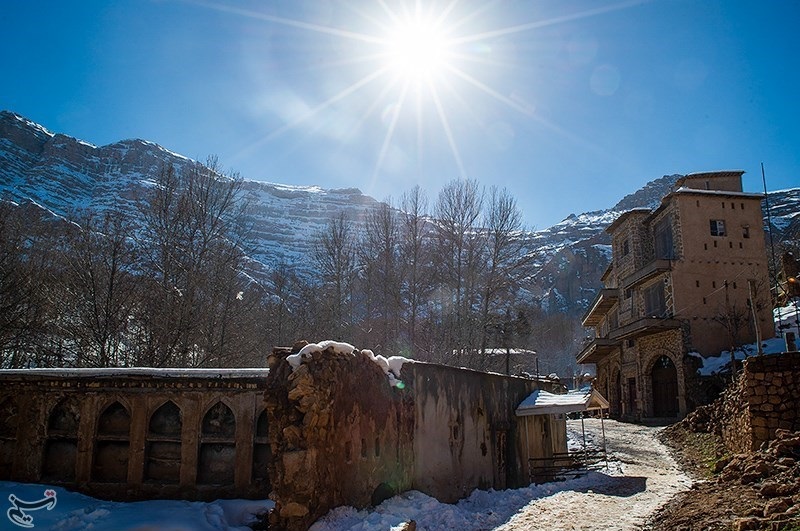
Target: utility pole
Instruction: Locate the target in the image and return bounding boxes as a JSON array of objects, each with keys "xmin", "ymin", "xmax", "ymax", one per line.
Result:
[
  {"xmin": 762, "ymin": 163, "xmax": 779, "ymax": 299},
  {"xmin": 748, "ymin": 279, "xmax": 763, "ymax": 355}
]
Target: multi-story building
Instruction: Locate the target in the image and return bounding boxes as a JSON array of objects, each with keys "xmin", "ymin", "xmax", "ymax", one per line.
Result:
[{"xmin": 577, "ymin": 170, "xmax": 774, "ymax": 420}]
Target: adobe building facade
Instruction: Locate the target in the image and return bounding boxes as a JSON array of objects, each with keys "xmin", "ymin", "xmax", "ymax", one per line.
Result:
[
  {"xmin": 0, "ymin": 368, "xmax": 270, "ymax": 501},
  {"xmin": 578, "ymin": 170, "xmax": 774, "ymax": 421}
]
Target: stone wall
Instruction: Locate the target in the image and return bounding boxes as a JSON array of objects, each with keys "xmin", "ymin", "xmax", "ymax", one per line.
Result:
[
  {"xmin": 683, "ymin": 352, "xmax": 800, "ymax": 454},
  {"xmin": 0, "ymin": 369, "xmax": 269, "ymax": 501},
  {"xmin": 738, "ymin": 352, "xmax": 800, "ymax": 451},
  {"xmin": 265, "ymin": 348, "xmax": 415, "ymax": 530},
  {"xmin": 266, "ymin": 346, "xmax": 567, "ymax": 531}
]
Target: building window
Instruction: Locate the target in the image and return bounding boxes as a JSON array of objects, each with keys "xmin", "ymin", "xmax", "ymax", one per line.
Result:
[
  {"xmin": 695, "ymin": 280, "xmax": 700, "ymax": 288},
  {"xmin": 622, "ymin": 239, "xmax": 630, "ymax": 256},
  {"xmin": 644, "ymin": 283, "xmax": 666, "ymax": 318},
  {"xmin": 742, "ymin": 226, "xmax": 750, "ymax": 238},
  {"xmin": 710, "ymin": 219, "xmax": 726, "ymax": 236},
  {"xmin": 654, "ymin": 216, "xmax": 675, "ymax": 259}
]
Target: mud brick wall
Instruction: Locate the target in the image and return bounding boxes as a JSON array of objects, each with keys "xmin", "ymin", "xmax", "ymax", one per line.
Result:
[
  {"xmin": 266, "ymin": 347, "xmax": 566, "ymax": 531},
  {"xmin": 0, "ymin": 369, "xmax": 270, "ymax": 501},
  {"xmin": 406, "ymin": 362, "xmax": 562, "ymax": 502}
]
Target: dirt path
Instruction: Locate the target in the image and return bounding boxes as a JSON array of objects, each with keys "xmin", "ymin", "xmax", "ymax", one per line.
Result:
[{"xmin": 495, "ymin": 418, "xmax": 693, "ymax": 530}]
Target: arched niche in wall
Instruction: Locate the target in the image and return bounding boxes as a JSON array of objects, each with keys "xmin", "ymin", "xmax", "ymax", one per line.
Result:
[
  {"xmin": 92, "ymin": 401, "xmax": 131, "ymax": 483},
  {"xmin": 144, "ymin": 401, "xmax": 182, "ymax": 484},
  {"xmin": 42, "ymin": 398, "xmax": 80, "ymax": 482},
  {"xmin": 197, "ymin": 401, "xmax": 236, "ymax": 485},
  {"xmin": 252, "ymin": 409, "xmax": 270, "ymax": 490},
  {"xmin": 0, "ymin": 397, "xmax": 19, "ymax": 477}
]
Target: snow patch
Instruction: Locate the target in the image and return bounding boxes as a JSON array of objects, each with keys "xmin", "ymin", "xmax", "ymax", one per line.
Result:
[
  {"xmin": 287, "ymin": 341, "xmax": 412, "ymax": 387},
  {"xmin": 0, "ymin": 481, "xmax": 272, "ymax": 530}
]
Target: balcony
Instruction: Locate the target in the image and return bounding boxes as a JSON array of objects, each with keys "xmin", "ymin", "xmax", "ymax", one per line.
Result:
[
  {"xmin": 608, "ymin": 317, "xmax": 682, "ymax": 341},
  {"xmin": 581, "ymin": 288, "xmax": 620, "ymax": 327},
  {"xmin": 577, "ymin": 338, "xmax": 620, "ymax": 364},
  {"xmin": 621, "ymin": 259, "xmax": 672, "ymax": 289}
]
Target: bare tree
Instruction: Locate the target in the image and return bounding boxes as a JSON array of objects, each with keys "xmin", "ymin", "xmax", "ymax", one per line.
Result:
[
  {"xmin": 312, "ymin": 212, "xmax": 357, "ymax": 340},
  {"xmin": 479, "ymin": 186, "xmax": 531, "ymax": 350},
  {"xmin": 57, "ymin": 209, "xmax": 139, "ymax": 367},
  {"xmin": 357, "ymin": 201, "xmax": 402, "ymax": 350},
  {"xmin": 135, "ymin": 158, "xmax": 250, "ymax": 367},
  {"xmin": 0, "ymin": 202, "xmax": 54, "ymax": 367},
  {"xmin": 433, "ymin": 179, "xmax": 485, "ymax": 359},
  {"xmin": 399, "ymin": 186, "xmax": 431, "ymax": 357}
]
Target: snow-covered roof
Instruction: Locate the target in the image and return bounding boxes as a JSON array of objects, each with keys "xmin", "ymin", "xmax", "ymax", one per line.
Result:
[
  {"xmin": 515, "ymin": 387, "xmax": 609, "ymax": 416},
  {"xmin": 0, "ymin": 368, "xmax": 270, "ymax": 379}
]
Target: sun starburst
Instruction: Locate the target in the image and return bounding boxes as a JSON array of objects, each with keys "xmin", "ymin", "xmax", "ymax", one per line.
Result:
[{"xmin": 190, "ymin": 0, "xmax": 641, "ymax": 187}]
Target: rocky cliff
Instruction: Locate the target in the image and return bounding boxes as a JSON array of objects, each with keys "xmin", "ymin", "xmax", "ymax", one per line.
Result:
[{"xmin": 1, "ymin": 110, "xmax": 798, "ymax": 316}]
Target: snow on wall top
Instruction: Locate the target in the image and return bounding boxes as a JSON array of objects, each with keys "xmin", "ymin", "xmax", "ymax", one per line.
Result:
[
  {"xmin": 286, "ymin": 340, "xmax": 412, "ymax": 387},
  {"xmin": 0, "ymin": 367, "xmax": 270, "ymax": 379}
]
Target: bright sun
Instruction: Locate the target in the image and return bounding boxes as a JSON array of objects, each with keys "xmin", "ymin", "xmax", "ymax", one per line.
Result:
[{"xmin": 383, "ymin": 16, "xmax": 451, "ymax": 82}]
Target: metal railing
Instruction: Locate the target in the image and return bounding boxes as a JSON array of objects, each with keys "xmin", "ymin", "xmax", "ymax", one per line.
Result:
[{"xmin": 528, "ymin": 448, "xmax": 608, "ymax": 483}]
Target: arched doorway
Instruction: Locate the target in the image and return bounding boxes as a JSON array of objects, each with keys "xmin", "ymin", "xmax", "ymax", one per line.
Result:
[{"xmin": 651, "ymin": 355, "xmax": 678, "ymax": 417}]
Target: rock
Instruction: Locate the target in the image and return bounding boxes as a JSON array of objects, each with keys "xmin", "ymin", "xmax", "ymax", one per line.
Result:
[
  {"xmin": 763, "ymin": 497, "xmax": 791, "ymax": 517},
  {"xmin": 713, "ymin": 455, "xmax": 732, "ymax": 473},
  {"xmin": 282, "ymin": 450, "xmax": 308, "ymax": 483},
  {"xmin": 732, "ymin": 516, "xmax": 762, "ymax": 530},
  {"xmin": 283, "ymin": 425, "xmax": 304, "ymax": 449},
  {"xmin": 279, "ymin": 501, "xmax": 310, "ymax": 518},
  {"xmin": 399, "ymin": 521, "xmax": 416, "ymax": 531},
  {"xmin": 760, "ymin": 481, "xmax": 783, "ymax": 497}
]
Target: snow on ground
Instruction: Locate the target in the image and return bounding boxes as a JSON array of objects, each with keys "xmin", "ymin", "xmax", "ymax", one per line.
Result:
[
  {"xmin": 689, "ymin": 303, "xmax": 799, "ymax": 376},
  {"xmin": 0, "ymin": 481, "xmax": 272, "ymax": 531},
  {"xmin": 1, "ymin": 421, "xmax": 687, "ymax": 531},
  {"xmin": 310, "ymin": 418, "xmax": 691, "ymax": 531}
]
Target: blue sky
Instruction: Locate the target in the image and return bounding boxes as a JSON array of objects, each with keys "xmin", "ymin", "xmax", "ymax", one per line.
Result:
[{"xmin": 2, "ymin": 0, "xmax": 798, "ymax": 229}]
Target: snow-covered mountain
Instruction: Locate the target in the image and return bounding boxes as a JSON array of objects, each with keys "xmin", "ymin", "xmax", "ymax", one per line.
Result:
[
  {"xmin": 1, "ymin": 110, "xmax": 797, "ymax": 315},
  {"xmin": 0, "ymin": 111, "xmax": 383, "ymax": 272}
]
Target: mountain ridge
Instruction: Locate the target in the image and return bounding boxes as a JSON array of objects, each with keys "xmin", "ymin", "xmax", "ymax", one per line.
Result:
[{"xmin": 1, "ymin": 110, "xmax": 797, "ymax": 316}]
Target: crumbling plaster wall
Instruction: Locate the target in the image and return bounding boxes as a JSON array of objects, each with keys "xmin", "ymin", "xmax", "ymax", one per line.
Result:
[
  {"xmin": 266, "ymin": 346, "xmax": 567, "ymax": 531},
  {"xmin": 407, "ymin": 362, "xmax": 560, "ymax": 501}
]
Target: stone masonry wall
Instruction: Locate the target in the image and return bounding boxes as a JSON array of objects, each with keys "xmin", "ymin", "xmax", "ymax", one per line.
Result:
[
  {"xmin": 686, "ymin": 352, "xmax": 800, "ymax": 454},
  {"xmin": 265, "ymin": 345, "xmax": 566, "ymax": 531},
  {"xmin": 265, "ymin": 347, "xmax": 415, "ymax": 531},
  {"xmin": 739, "ymin": 352, "xmax": 800, "ymax": 451}
]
